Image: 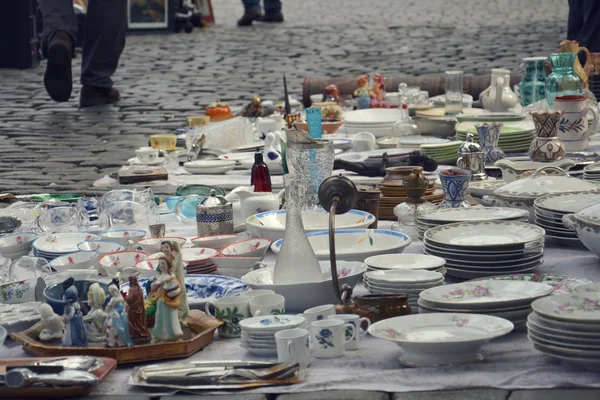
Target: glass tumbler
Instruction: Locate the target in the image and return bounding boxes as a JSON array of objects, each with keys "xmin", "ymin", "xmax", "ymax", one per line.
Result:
[{"xmin": 445, "ymin": 70, "xmax": 464, "ymax": 115}]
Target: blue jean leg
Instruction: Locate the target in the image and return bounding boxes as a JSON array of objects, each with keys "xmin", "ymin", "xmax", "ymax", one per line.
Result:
[
  {"xmin": 38, "ymin": 0, "xmax": 78, "ymax": 57},
  {"xmin": 242, "ymin": 0, "xmax": 261, "ymax": 12},
  {"xmin": 242, "ymin": 0, "xmax": 281, "ymax": 14}
]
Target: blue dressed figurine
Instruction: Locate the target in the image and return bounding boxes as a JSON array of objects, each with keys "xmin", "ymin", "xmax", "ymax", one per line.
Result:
[
  {"xmin": 103, "ymin": 278, "xmax": 133, "ymax": 348},
  {"xmin": 353, "ymin": 74, "xmax": 373, "ymax": 110},
  {"xmin": 147, "ymin": 256, "xmax": 184, "ymax": 343},
  {"xmin": 61, "ymin": 283, "xmax": 88, "ymax": 347}
]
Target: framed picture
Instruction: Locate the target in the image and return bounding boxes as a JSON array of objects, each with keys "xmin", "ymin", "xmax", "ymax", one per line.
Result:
[
  {"xmin": 194, "ymin": 0, "xmax": 215, "ymax": 24},
  {"xmin": 127, "ymin": 0, "xmax": 170, "ymax": 30}
]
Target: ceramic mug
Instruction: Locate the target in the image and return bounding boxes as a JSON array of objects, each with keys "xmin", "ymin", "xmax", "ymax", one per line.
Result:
[
  {"xmin": 275, "ymin": 328, "xmax": 310, "ymax": 369},
  {"xmin": 311, "ymin": 319, "xmax": 356, "ymax": 359},
  {"xmin": 135, "ymin": 147, "xmax": 159, "ymax": 164},
  {"xmin": 327, "ymin": 314, "xmax": 371, "ymax": 351},
  {"xmin": 553, "ymin": 95, "xmax": 599, "ymax": 151},
  {"xmin": 301, "ymin": 304, "xmax": 336, "ymax": 326},
  {"xmin": 205, "ymin": 296, "xmax": 250, "ymax": 338},
  {"xmin": 249, "ymin": 293, "xmax": 285, "ymax": 316}
]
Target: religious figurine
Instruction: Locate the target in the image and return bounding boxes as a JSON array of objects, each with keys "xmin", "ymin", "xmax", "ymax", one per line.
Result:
[
  {"xmin": 322, "ymin": 84, "xmax": 343, "ymax": 108},
  {"xmin": 104, "ymin": 279, "xmax": 133, "ymax": 348},
  {"xmin": 61, "ymin": 283, "xmax": 88, "ymax": 347},
  {"xmin": 147, "ymin": 257, "xmax": 184, "ymax": 343},
  {"xmin": 83, "ymin": 283, "xmax": 107, "ymax": 342},
  {"xmin": 353, "ymin": 75, "xmax": 374, "ymax": 109},
  {"xmin": 160, "ymin": 240, "xmax": 189, "ymax": 321},
  {"xmin": 241, "ymin": 96, "xmax": 264, "ymax": 119},
  {"xmin": 370, "ymin": 73, "xmax": 389, "ymax": 108},
  {"xmin": 38, "ymin": 304, "xmax": 64, "ymax": 341},
  {"xmin": 126, "ymin": 274, "xmax": 149, "ymax": 339}
]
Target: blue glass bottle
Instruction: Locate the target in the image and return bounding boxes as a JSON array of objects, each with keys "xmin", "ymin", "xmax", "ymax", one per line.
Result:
[
  {"xmin": 545, "ymin": 53, "xmax": 583, "ymax": 108},
  {"xmin": 519, "ymin": 57, "xmax": 547, "ymax": 107}
]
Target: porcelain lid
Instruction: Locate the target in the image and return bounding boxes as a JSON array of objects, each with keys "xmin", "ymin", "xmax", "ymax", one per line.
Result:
[{"xmin": 200, "ymin": 190, "xmax": 230, "ymax": 207}]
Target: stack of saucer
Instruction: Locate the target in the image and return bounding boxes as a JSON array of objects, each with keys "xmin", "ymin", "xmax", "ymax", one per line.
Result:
[
  {"xmin": 582, "ymin": 163, "xmax": 600, "ymax": 181},
  {"xmin": 32, "ymin": 232, "xmax": 100, "ymax": 260},
  {"xmin": 423, "ymin": 221, "xmax": 546, "ymax": 279},
  {"xmin": 239, "ymin": 314, "xmax": 307, "ymax": 356},
  {"xmin": 364, "ymin": 269, "xmax": 445, "ymax": 310},
  {"xmin": 534, "ymin": 192, "xmax": 600, "ymax": 246},
  {"xmin": 180, "ymin": 247, "xmax": 218, "ymax": 274},
  {"xmin": 365, "ymin": 254, "xmax": 446, "ymax": 275}
]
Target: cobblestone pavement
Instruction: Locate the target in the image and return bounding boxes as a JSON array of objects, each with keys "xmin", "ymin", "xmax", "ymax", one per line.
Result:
[{"xmin": 0, "ymin": 0, "xmax": 568, "ymax": 195}]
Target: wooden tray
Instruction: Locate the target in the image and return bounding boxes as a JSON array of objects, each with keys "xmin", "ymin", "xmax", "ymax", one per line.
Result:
[
  {"xmin": 0, "ymin": 357, "xmax": 116, "ymax": 398},
  {"xmin": 11, "ymin": 310, "xmax": 223, "ymax": 364}
]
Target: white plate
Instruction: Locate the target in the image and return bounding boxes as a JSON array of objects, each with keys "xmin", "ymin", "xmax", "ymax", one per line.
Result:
[
  {"xmin": 529, "ymin": 335, "xmax": 600, "ymax": 358},
  {"xmin": 218, "ymin": 153, "xmax": 255, "ymax": 163},
  {"xmin": 365, "ymin": 269, "xmax": 443, "ymax": 284},
  {"xmin": 528, "ymin": 324, "xmax": 600, "ymax": 348},
  {"xmin": 180, "ymin": 247, "xmax": 218, "ymax": 263},
  {"xmin": 423, "ymin": 237, "xmax": 544, "ymax": 255},
  {"xmin": 528, "ymin": 312, "xmax": 600, "ymax": 336},
  {"xmin": 424, "ymin": 221, "xmax": 545, "ymax": 248},
  {"xmin": 532, "ymin": 293, "xmax": 600, "ymax": 323},
  {"xmin": 444, "ymin": 266, "xmax": 541, "ymax": 280},
  {"xmin": 240, "ymin": 345, "xmax": 278, "ymax": 356},
  {"xmin": 574, "ymin": 283, "xmax": 600, "ymax": 294},
  {"xmin": 33, "ymin": 233, "xmax": 100, "ymax": 254},
  {"xmin": 239, "ymin": 315, "xmax": 306, "ymax": 332},
  {"xmin": 418, "ymin": 207, "xmax": 529, "ymax": 224},
  {"xmin": 534, "ymin": 192, "xmax": 600, "ymax": 214},
  {"xmin": 531, "ymin": 341, "xmax": 600, "ymax": 371},
  {"xmin": 420, "ymin": 280, "xmax": 554, "ymax": 310},
  {"xmin": 423, "ymin": 247, "xmax": 543, "ymax": 266},
  {"xmin": 343, "ymin": 109, "xmax": 405, "ymax": 125},
  {"xmin": 396, "ymin": 136, "xmax": 450, "ymax": 146},
  {"xmin": 364, "ymin": 254, "xmax": 446, "ymax": 271},
  {"xmin": 183, "ymin": 160, "xmax": 236, "ymax": 174},
  {"xmin": 419, "ymin": 302, "xmax": 531, "ymax": 322}
]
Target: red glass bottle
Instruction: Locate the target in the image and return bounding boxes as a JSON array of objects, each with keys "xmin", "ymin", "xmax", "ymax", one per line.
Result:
[{"xmin": 251, "ymin": 153, "xmax": 272, "ymax": 192}]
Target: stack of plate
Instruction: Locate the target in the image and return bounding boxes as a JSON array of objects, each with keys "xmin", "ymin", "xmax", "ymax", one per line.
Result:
[
  {"xmin": 528, "ymin": 292, "xmax": 600, "ymax": 371},
  {"xmin": 396, "ymin": 135, "xmax": 450, "ymax": 148},
  {"xmin": 32, "ymin": 233, "xmax": 100, "ymax": 260},
  {"xmin": 180, "ymin": 247, "xmax": 218, "ymax": 274},
  {"xmin": 364, "ymin": 254, "xmax": 447, "ymax": 275},
  {"xmin": 419, "ymin": 280, "xmax": 555, "ymax": 330},
  {"xmin": 456, "ymin": 122, "xmax": 536, "ymax": 153},
  {"xmin": 364, "ymin": 269, "xmax": 445, "ymax": 311},
  {"xmin": 469, "ymin": 273, "xmax": 592, "ymax": 295},
  {"xmin": 239, "ymin": 315, "xmax": 307, "ymax": 356},
  {"xmin": 582, "ymin": 163, "xmax": 600, "ymax": 181},
  {"xmin": 422, "ymin": 221, "xmax": 546, "ymax": 279},
  {"xmin": 342, "ymin": 109, "xmax": 404, "ymax": 137},
  {"xmin": 534, "ymin": 192, "xmax": 600, "ymax": 246},
  {"xmin": 416, "ymin": 207, "xmax": 530, "ymax": 240},
  {"xmin": 419, "ymin": 141, "xmax": 462, "ymax": 163}
]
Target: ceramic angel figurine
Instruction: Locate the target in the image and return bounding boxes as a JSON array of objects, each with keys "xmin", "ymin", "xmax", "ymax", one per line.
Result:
[
  {"xmin": 38, "ymin": 304, "xmax": 64, "ymax": 341},
  {"xmin": 147, "ymin": 257, "xmax": 184, "ymax": 343},
  {"xmin": 126, "ymin": 274, "xmax": 149, "ymax": 339},
  {"xmin": 371, "ymin": 73, "xmax": 388, "ymax": 108},
  {"xmin": 61, "ymin": 284, "xmax": 88, "ymax": 347},
  {"xmin": 160, "ymin": 240, "xmax": 189, "ymax": 321},
  {"xmin": 103, "ymin": 279, "xmax": 133, "ymax": 348},
  {"xmin": 83, "ymin": 283, "xmax": 107, "ymax": 342},
  {"xmin": 353, "ymin": 74, "xmax": 374, "ymax": 110}
]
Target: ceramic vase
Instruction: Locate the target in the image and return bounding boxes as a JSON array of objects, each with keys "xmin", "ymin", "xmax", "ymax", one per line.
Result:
[
  {"xmin": 438, "ymin": 169, "xmax": 471, "ymax": 209},
  {"xmin": 528, "ymin": 111, "xmax": 566, "ymax": 162},
  {"xmin": 519, "ymin": 57, "xmax": 547, "ymax": 106},
  {"xmin": 476, "ymin": 123, "xmax": 505, "ymax": 164},
  {"xmin": 545, "ymin": 53, "xmax": 584, "ymax": 108}
]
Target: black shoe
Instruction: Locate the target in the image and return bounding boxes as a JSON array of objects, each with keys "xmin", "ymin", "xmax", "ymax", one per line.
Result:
[
  {"xmin": 237, "ymin": 10, "xmax": 263, "ymax": 26},
  {"xmin": 261, "ymin": 13, "xmax": 284, "ymax": 23},
  {"xmin": 44, "ymin": 31, "xmax": 73, "ymax": 102},
  {"xmin": 79, "ymin": 86, "xmax": 120, "ymax": 108}
]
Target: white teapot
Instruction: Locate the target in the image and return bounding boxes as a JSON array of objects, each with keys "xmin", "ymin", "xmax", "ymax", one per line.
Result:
[{"xmin": 481, "ymin": 69, "xmax": 518, "ymax": 112}]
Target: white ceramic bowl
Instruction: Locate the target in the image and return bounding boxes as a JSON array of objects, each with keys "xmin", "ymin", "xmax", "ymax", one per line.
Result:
[
  {"xmin": 246, "ymin": 209, "xmax": 375, "ymax": 242},
  {"xmin": 77, "ymin": 240, "xmax": 125, "ymax": 255},
  {"xmin": 100, "ymin": 229, "xmax": 147, "ymax": 246},
  {"xmin": 190, "ymin": 234, "xmax": 240, "ymax": 250},
  {"xmin": 98, "ymin": 250, "xmax": 149, "ymax": 277},
  {"xmin": 0, "ymin": 232, "xmax": 38, "ymax": 254},
  {"xmin": 133, "ymin": 258, "xmax": 188, "ymax": 278},
  {"xmin": 271, "ymin": 229, "xmax": 411, "ymax": 262},
  {"xmin": 180, "ymin": 247, "xmax": 219, "ymax": 263},
  {"xmin": 137, "ymin": 236, "xmax": 187, "ymax": 254},
  {"xmin": 220, "ymin": 238, "xmax": 271, "ymax": 258},
  {"xmin": 183, "ymin": 160, "xmax": 236, "ymax": 175},
  {"xmin": 343, "ymin": 108, "xmax": 405, "ymax": 125},
  {"xmin": 49, "ymin": 250, "xmax": 98, "ymax": 272},
  {"xmin": 241, "ymin": 261, "xmax": 366, "ymax": 312}
]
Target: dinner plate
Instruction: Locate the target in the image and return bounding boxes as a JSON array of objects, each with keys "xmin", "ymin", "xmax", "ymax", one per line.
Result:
[
  {"xmin": 419, "ymin": 302, "xmax": 531, "ymax": 321},
  {"xmin": 528, "ymin": 312, "xmax": 600, "ymax": 336},
  {"xmin": 418, "ymin": 207, "xmax": 529, "ymax": 224},
  {"xmin": 423, "ymin": 238, "xmax": 544, "ymax": 256},
  {"xmin": 444, "ymin": 266, "xmax": 541, "ymax": 280},
  {"xmin": 470, "ymin": 274, "xmax": 591, "ymax": 295},
  {"xmin": 239, "ymin": 315, "xmax": 306, "ymax": 332},
  {"xmin": 396, "ymin": 136, "xmax": 450, "ymax": 146},
  {"xmin": 423, "ymin": 248, "xmax": 543, "ymax": 267},
  {"xmin": 183, "ymin": 160, "xmax": 236, "ymax": 175},
  {"xmin": 531, "ymin": 342, "xmax": 600, "ymax": 371},
  {"xmin": 456, "ymin": 112, "xmax": 526, "ymax": 122},
  {"xmin": 529, "ymin": 334, "xmax": 600, "ymax": 357},
  {"xmin": 343, "ymin": 109, "xmax": 405, "ymax": 125},
  {"xmin": 574, "ymin": 283, "xmax": 600, "ymax": 294},
  {"xmin": 32, "ymin": 233, "xmax": 100, "ymax": 254},
  {"xmin": 534, "ymin": 191, "xmax": 600, "ymax": 214},
  {"xmin": 528, "ymin": 324, "xmax": 600, "ymax": 348},
  {"xmin": 441, "ymin": 259, "xmax": 544, "ymax": 273},
  {"xmin": 364, "ymin": 254, "xmax": 446, "ymax": 271},
  {"xmin": 531, "ymin": 293, "xmax": 600, "ymax": 323},
  {"xmin": 364, "ymin": 269, "xmax": 443, "ymax": 284}
]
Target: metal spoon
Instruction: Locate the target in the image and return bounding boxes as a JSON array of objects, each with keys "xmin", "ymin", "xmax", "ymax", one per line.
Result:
[{"xmin": 4, "ymin": 368, "xmax": 98, "ymax": 388}]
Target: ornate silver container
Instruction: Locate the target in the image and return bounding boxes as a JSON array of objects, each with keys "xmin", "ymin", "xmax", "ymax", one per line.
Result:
[
  {"xmin": 457, "ymin": 133, "xmax": 488, "ymax": 181},
  {"xmin": 196, "ymin": 190, "xmax": 234, "ymax": 237}
]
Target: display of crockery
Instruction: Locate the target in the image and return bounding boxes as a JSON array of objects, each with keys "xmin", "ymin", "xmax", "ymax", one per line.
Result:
[
  {"xmin": 0, "ymin": 301, "xmax": 42, "ymax": 334},
  {"xmin": 239, "ymin": 314, "xmax": 307, "ymax": 356},
  {"xmin": 364, "ymin": 254, "xmax": 446, "ymax": 275},
  {"xmin": 574, "ymin": 283, "xmax": 600, "ymax": 294},
  {"xmin": 583, "ymin": 163, "xmax": 600, "ymax": 181},
  {"xmin": 180, "ymin": 247, "xmax": 219, "ymax": 264},
  {"xmin": 183, "ymin": 160, "xmax": 236, "ymax": 175},
  {"xmin": 395, "ymin": 135, "xmax": 450, "ymax": 147},
  {"xmin": 32, "ymin": 232, "xmax": 100, "ymax": 259},
  {"xmin": 120, "ymin": 274, "xmax": 249, "ymax": 309},
  {"xmin": 455, "ymin": 112, "xmax": 527, "ymax": 123},
  {"xmin": 368, "ymin": 313, "xmax": 513, "ymax": 366},
  {"xmin": 364, "ymin": 269, "xmax": 445, "ymax": 309},
  {"xmin": 98, "ymin": 250, "xmax": 149, "ymax": 276},
  {"xmin": 469, "ymin": 274, "xmax": 592, "ymax": 295},
  {"xmin": 0, "ymin": 232, "xmax": 38, "ymax": 256}
]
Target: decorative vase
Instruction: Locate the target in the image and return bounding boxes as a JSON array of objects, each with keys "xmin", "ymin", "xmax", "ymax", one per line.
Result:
[
  {"xmin": 438, "ymin": 168, "xmax": 471, "ymax": 209},
  {"xmin": 519, "ymin": 57, "xmax": 547, "ymax": 106},
  {"xmin": 476, "ymin": 123, "xmax": 505, "ymax": 164},
  {"xmin": 545, "ymin": 53, "xmax": 584, "ymax": 108},
  {"xmin": 528, "ymin": 111, "xmax": 566, "ymax": 162}
]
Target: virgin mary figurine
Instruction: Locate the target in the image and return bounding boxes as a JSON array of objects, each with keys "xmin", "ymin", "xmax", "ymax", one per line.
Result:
[
  {"xmin": 148, "ymin": 257, "xmax": 184, "ymax": 343},
  {"xmin": 126, "ymin": 273, "xmax": 149, "ymax": 339},
  {"xmin": 61, "ymin": 284, "xmax": 88, "ymax": 347},
  {"xmin": 104, "ymin": 279, "xmax": 133, "ymax": 348},
  {"xmin": 160, "ymin": 240, "xmax": 189, "ymax": 321}
]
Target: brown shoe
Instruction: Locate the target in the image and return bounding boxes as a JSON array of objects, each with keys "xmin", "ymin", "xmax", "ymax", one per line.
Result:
[
  {"xmin": 261, "ymin": 13, "xmax": 284, "ymax": 23},
  {"xmin": 44, "ymin": 31, "xmax": 73, "ymax": 102},
  {"xmin": 79, "ymin": 86, "xmax": 120, "ymax": 108},
  {"xmin": 237, "ymin": 10, "xmax": 262, "ymax": 26}
]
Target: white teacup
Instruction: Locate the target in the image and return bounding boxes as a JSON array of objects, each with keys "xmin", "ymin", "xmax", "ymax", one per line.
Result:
[
  {"xmin": 311, "ymin": 319, "xmax": 356, "ymax": 359},
  {"xmin": 275, "ymin": 328, "xmax": 310, "ymax": 369},
  {"xmin": 249, "ymin": 293, "xmax": 285, "ymax": 317},
  {"xmin": 135, "ymin": 147, "xmax": 159, "ymax": 164},
  {"xmin": 327, "ymin": 313, "xmax": 371, "ymax": 351},
  {"xmin": 301, "ymin": 304, "xmax": 336, "ymax": 326},
  {"xmin": 553, "ymin": 95, "xmax": 599, "ymax": 151},
  {"xmin": 205, "ymin": 296, "xmax": 250, "ymax": 338}
]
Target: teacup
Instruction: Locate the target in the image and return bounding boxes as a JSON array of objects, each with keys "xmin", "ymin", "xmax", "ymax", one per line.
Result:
[
  {"xmin": 249, "ymin": 293, "xmax": 285, "ymax": 316},
  {"xmin": 205, "ymin": 296, "xmax": 250, "ymax": 338},
  {"xmin": 135, "ymin": 147, "xmax": 159, "ymax": 164},
  {"xmin": 301, "ymin": 304, "xmax": 336, "ymax": 326},
  {"xmin": 311, "ymin": 319, "xmax": 356, "ymax": 359},
  {"xmin": 553, "ymin": 95, "xmax": 599, "ymax": 151},
  {"xmin": 275, "ymin": 328, "xmax": 310, "ymax": 369},
  {"xmin": 150, "ymin": 134, "xmax": 177, "ymax": 151},
  {"xmin": 327, "ymin": 313, "xmax": 371, "ymax": 351},
  {"xmin": 438, "ymin": 168, "xmax": 471, "ymax": 209}
]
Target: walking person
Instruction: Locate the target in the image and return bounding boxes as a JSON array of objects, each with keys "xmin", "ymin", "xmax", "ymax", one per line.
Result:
[
  {"xmin": 567, "ymin": 0, "xmax": 600, "ymax": 52},
  {"xmin": 238, "ymin": 0, "xmax": 283, "ymax": 26},
  {"xmin": 38, "ymin": 0, "xmax": 127, "ymax": 107}
]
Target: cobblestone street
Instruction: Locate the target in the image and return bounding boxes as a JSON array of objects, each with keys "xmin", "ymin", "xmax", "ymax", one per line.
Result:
[{"xmin": 0, "ymin": 0, "xmax": 568, "ymax": 195}]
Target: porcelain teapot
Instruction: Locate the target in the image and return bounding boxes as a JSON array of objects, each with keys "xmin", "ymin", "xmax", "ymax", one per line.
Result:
[
  {"xmin": 226, "ymin": 186, "xmax": 283, "ymax": 221},
  {"xmin": 481, "ymin": 70, "xmax": 519, "ymax": 112}
]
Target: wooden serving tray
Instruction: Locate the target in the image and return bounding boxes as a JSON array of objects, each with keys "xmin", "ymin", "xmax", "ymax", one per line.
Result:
[
  {"xmin": 11, "ymin": 310, "xmax": 223, "ymax": 364},
  {"xmin": 0, "ymin": 357, "xmax": 116, "ymax": 398}
]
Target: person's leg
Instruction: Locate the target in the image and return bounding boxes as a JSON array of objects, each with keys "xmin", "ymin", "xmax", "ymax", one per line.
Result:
[
  {"xmin": 567, "ymin": 0, "xmax": 584, "ymax": 41},
  {"xmin": 579, "ymin": 0, "xmax": 600, "ymax": 52},
  {"xmin": 38, "ymin": 0, "xmax": 77, "ymax": 102},
  {"xmin": 79, "ymin": 0, "xmax": 127, "ymax": 107},
  {"xmin": 238, "ymin": 0, "xmax": 263, "ymax": 26},
  {"xmin": 262, "ymin": 0, "xmax": 283, "ymax": 22}
]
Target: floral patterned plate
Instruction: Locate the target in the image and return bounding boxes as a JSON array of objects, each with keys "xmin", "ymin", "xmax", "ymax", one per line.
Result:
[
  {"xmin": 574, "ymin": 283, "xmax": 600, "ymax": 294},
  {"xmin": 32, "ymin": 233, "xmax": 100, "ymax": 254},
  {"xmin": 420, "ymin": 281, "xmax": 554, "ymax": 310},
  {"xmin": 239, "ymin": 314, "xmax": 306, "ymax": 332},
  {"xmin": 531, "ymin": 293, "xmax": 600, "ymax": 322},
  {"xmin": 424, "ymin": 221, "xmax": 545, "ymax": 248},
  {"xmin": 471, "ymin": 274, "xmax": 592, "ymax": 295}
]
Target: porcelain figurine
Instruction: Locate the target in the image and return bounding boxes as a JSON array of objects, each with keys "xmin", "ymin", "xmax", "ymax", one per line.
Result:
[
  {"xmin": 481, "ymin": 69, "xmax": 518, "ymax": 112},
  {"xmin": 148, "ymin": 257, "xmax": 184, "ymax": 343},
  {"xmin": 38, "ymin": 303, "xmax": 64, "ymax": 341},
  {"xmin": 126, "ymin": 275, "xmax": 149, "ymax": 339},
  {"xmin": 528, "ymin": 111, "xmax": 566, "ymax": 162},
  {"xmin": 322, "ymin": 84, "xmax": 343, "ymax": 107},
  {"xmin": 83, "ymin": 283, "xmax": 107, "ymax": 342},
  {"xmin": 263, "ymin": 132, "xmax": 282, "ymax": 163},
  {"xmin": 557, "ymin": 40, "xmax": 592, "ymax": 88},
  {"xmin": 353, "ymin": 75, "xmax": 374, "ymax": 109},
  {"xmin": 160, "ymin": 240, "xmax": 189, "ymax": 321},
  {"xmin": 241, "ymin": 96, "xmax": 264, "ymax": 119},
  {"xmin": 370, "ymin": 73, "xmax": 389, "ymax": 108},
  {"xmin": 104, "ymin": 279, "xmax": 133, "ymax": 348},
  {"xmin": 61, "ymin": 284, "xmax": 88, "ymax": 347}
]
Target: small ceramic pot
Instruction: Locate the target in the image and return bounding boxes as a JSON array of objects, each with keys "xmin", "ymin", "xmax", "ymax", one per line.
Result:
[
  {"xmin": 529, "ymin": 111, "xmax": 566, "ymax": 162},
  {"xmin": 438, "ymin": 168, "xmax": 472, "ymax": 208},
  {"xmin": 353, "ymin": 294, "xmax": 411, "ymax": 323}
]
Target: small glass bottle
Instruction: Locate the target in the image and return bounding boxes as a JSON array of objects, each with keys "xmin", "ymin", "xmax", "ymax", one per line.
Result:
[
  {"xmin": 251, "ymin": 153, "xmax": 272, "ymax": 192},
  {"xmin": 391, "ymin": 83, "xmax": 420, "ymax": 142},
  {"xmin": 391, "ymin": 168, "xmax": 437, "ymax": 240}
]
